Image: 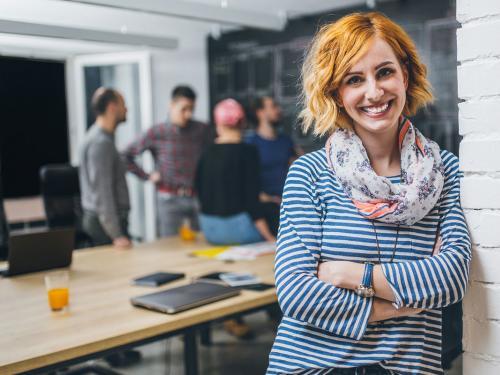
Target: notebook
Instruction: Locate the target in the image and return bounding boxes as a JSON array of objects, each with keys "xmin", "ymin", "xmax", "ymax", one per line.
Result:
[{"xmin": 0, "ymin": 227, "xmax": 74, "ymax": 277}]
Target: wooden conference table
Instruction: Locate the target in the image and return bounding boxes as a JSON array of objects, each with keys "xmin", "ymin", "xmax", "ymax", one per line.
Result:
[{"xmin": 0, "ymin": 237, "xmax": 277, "ymax": 375}]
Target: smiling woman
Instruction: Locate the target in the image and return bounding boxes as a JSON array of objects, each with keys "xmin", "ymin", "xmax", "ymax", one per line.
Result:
[
  {"xmin": 300, "ymin": 12, "xmax": 432, "ymax": 137},
  {"xmin": 267, "ymin": 12, "xmax": 470, "ymax": 375}
]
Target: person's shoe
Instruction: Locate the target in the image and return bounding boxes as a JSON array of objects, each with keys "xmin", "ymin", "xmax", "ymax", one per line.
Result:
[
  {"xmin": 223, "ymin": 319, "xmax": 255, "ymax": 340},
  {"xmin": 104, "ymin": 349, "xmax": 142, "ymax": 368}
]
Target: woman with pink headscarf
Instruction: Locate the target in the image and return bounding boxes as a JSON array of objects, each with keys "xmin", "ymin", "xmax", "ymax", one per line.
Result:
[{"xmin": 194, "ymin": 98, "xmax": 276, "ymax": 245}]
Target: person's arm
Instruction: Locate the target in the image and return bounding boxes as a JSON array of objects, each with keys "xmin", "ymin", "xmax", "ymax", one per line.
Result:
[
  {"xmin": 275, "ymin": 158, "xmax": 373, "ymax": 340},
  {"xmin": 318, "ymin": 237, "xmax": 443, "ymax": 302},
  {"xmin": 319, "ymin": 156, "xmax": 471, "ymax": 309},
  {"xmin": 381, "ymin": 159, "xmax": 471, "ymax": 309},
  {"xmin": 244, "ymin": 147, "xmax": 275, "ymax": 242},
  {"xmin": 369, "ymin": 298, "xmax": 424, "ymax": 322},
  {"xmin": 254, "ymin": 218, "xmax": 275, "ymax": 242},
  {"xmin": 122, "ymin": 127, "xmax": 155, "ymax": 181},
  {"xmin": 88, "ymin": 142, "xmax": 127, "ymax": 242}
]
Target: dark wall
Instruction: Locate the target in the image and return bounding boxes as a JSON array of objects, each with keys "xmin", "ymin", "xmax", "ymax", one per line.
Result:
[
  {"xmin": 208, "ymin": 0, "xmax": 458, "ymax": 153},
  {"xmin": 0, "ymin": 56, "xmax": 69, "ymax": 198}
]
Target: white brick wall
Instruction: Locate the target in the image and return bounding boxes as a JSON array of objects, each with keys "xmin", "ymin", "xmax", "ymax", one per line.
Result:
[
  {"xmin": 461, "ymin": 176, "xmax": 500, "ymax": 209},
  {"xmin": 463, "ymin": 353, "xmax": 500, "ymax": 375},
  {"xmin": 458, "ymin": 0, "xmax": 500, "ymax": 372},
  {"xmin": 457, "ymin": 61, "xmax": 500, "ymax": 98},
  {"xmin": 459, "ymin": 100, "xmax": 500, "ymax": 136},
  {"xmin": 464, "ymin": 210, "xmax": 500, "ymax": 247},
  {"xmin": 460, "ymin": 137, "xmax": 500, "ymax": 172}
]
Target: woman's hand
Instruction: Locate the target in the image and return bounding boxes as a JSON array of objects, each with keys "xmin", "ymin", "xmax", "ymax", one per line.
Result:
[
  {"xmin": 369, "ymin": 298, "xmax": 424, "ymax": 323},
  {"xmin": 259, "ymin": 192, "xmax": 282, "ymax": 205},
  {"xmin": 317, "ymin": 261, "xmax": 363, "ymax": 289},
  {"xmin": 318, "ymin": 261, "xmax": 397, "ymax": 302},
  {"xmin": 254, "ymin": 218, "xmax": 276, "ymax": 243}
]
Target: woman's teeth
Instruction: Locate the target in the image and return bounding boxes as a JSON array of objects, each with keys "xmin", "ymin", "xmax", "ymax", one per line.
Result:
[{"xmin": 362, "ymin": 101, "xmax": 390, "ymax": 114}]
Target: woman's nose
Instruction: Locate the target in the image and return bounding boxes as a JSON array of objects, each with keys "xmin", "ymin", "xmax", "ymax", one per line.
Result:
[{"xmin": 365, "ymin": 79, "xmax": 384, "ymax": 102}]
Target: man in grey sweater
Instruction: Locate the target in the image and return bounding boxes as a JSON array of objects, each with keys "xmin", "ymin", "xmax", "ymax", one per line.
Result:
[{"xmin": 80, "ymin": 88, "xmax": 131, "ymax": 249}]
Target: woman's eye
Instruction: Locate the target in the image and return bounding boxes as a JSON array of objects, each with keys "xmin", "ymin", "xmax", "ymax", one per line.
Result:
[
  {"xmin": 346, "ymin": 76, "xmax": 362, "ymax": 85},
  {"xmin": 377, "ymin": 68, "xmax": 394, "ymax": 78}
]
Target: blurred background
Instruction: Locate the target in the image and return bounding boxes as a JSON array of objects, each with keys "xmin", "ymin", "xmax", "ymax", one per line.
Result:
[{"xmin": 0, "ymin": 0, "xmax": 460, "ymax": 241}]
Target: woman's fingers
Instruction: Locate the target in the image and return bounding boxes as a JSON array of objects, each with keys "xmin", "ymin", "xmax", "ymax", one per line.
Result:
[{"xmin": 432, "ymin": 236, "xmax": 442, "ymax": 256}]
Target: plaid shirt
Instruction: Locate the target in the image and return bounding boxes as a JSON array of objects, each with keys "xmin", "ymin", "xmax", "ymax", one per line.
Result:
[{"xmin": 123, "ymin": 121, "xmax": 212, "ymax": 191}]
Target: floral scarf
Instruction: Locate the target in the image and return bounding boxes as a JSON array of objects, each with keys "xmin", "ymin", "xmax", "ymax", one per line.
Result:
[{"xmin": 326, "ymin": 117, "xmax": 444, "ymax": 225}]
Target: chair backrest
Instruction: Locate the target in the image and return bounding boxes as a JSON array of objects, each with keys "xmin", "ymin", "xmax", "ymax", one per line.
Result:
[
  {"xmin": 0, "ymin": 176, "xmax": 8, "ymax": 260},
  {"xmin": 39, "ymin": 164, "xmax": 81, "ymax": 228}
]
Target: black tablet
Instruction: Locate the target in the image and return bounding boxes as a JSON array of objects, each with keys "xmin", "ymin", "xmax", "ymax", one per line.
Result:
[{"xmin": 132, "ymin": 272, "xmax": 185, "ymax": 287}]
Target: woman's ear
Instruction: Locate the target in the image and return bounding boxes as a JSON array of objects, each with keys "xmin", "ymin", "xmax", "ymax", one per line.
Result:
[
  {"xmin": 402, "ymin": 62, "xmax": 409, "ymax": 90},
  {"xmin": 332, "ymin": 91, "xmax": 343, "ymax": 108}
]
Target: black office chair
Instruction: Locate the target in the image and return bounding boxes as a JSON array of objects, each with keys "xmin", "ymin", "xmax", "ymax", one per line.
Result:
[
  {"xmin": 39, "ymin": 164, "xmax": 93, "ymax": 249},
  {"xmin": 0, "ymin": 171, "xmax": 8, "ymax": 260}
]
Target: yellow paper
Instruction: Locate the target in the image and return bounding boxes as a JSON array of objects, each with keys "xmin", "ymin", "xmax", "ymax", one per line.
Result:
[{"xmin": 190, "ymin": 246, "xmax": 229, "ymax": 258}]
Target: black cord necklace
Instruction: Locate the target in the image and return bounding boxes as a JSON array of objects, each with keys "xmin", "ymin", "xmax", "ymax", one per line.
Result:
[{"xmin": 371, "ymin": 221, "xmax": 400, "ymax": 264}]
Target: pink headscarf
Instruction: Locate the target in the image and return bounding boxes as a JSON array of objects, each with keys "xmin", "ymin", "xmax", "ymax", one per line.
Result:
[{"xmin": 213, "ymin": 98, "xmax": 245, "ymax": 127}]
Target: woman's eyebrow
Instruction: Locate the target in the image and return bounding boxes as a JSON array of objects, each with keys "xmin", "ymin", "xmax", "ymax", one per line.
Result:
[
  {"xmin": 375, "ymin": 61, "xmax": 395, "ymax": 69},
  {"xmin": 345, "ymin": 61, "xmax": 395, "ymax": 77}
]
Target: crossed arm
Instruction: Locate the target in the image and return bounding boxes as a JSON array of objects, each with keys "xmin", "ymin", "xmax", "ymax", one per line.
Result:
[
  {"xmin": 317, "ymin": 163, "xmax": 471, "ymax": 319},
  {"xmin": 317, "ymin": 237, "xmax": 442, "ymax": 322},
  {"xmin": 275, "ymin": 157, "xmax": 470, "ymax": 338}
]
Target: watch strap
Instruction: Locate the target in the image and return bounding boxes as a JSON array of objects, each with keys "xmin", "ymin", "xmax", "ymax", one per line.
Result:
[{"xmin": 361, "ymin": 262, "xmax": 374, "ymax": 288}]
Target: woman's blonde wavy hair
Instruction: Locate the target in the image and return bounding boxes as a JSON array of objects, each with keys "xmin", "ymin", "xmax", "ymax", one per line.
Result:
[{"xmin": 300, "ymin": 12, "xmax": 433, "ymax": 137}]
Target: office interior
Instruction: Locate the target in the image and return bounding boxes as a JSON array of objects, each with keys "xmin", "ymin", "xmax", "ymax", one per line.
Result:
[{"xmin": 0, "ymin": 1, "xmax": 462, "ymax": 374}]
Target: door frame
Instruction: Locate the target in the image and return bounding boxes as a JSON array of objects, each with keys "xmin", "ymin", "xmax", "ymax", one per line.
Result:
[{"xmin": 66, "ymin": 51, "xmax": 156, "ymax": 241}]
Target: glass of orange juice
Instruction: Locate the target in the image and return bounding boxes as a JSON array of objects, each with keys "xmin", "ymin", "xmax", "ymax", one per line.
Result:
[
  {"xmin": 179, "ymin": 218, "xmax": 196, "ymax": 241},
  {"xmin": 44, "ymin": 270, "xmax": 69, "ymax": 311}
]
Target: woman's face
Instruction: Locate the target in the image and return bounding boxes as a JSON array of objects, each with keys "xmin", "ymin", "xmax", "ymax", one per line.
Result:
[{"xmin": 338, "ymin": 37, "xmax": 408, "ymax": 137}]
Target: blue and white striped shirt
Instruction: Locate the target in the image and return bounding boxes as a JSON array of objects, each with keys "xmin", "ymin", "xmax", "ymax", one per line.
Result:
[{"xmin": 267, "ymin": 148, "xmax": 471, "ymax": 375}]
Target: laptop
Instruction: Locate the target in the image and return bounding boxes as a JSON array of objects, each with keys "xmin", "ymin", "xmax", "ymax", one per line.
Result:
[
  {"xmin": 131, "ymin": 281, "xmax": 240, "ymax": 314},
  {"xmin": 0, "ymin": 227, "xmax": 75, "ymax": 277}
]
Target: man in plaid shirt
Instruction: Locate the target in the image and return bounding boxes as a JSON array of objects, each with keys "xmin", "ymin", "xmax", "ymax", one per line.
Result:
[{"xmin": 124, "ymin": 86, "xmax": 212, "ymax": 237}]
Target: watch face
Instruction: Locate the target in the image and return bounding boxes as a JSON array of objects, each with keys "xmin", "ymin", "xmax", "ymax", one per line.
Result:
[{"xmin": 356, "ymin": 285, "xmax": 375, "ymax": 298}]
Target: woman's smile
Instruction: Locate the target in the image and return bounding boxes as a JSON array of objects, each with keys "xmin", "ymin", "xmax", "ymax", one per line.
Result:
[{"xmin": 359, "ymin": 99, "xmax": 393, "ymax": 118}]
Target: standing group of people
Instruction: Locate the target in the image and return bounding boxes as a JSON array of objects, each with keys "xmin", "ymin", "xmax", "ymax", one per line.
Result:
[{"xmin": 79, "ymin": 85, "xmax": 299, "ymax": 250}]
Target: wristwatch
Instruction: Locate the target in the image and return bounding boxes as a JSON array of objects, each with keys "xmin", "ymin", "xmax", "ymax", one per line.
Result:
[{"xmin": 355, "ymin": 262, "xmax": 375, "ymax": 298}]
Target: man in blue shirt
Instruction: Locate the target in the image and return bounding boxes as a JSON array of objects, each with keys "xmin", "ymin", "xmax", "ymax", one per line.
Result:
[{"xmin": 246, "ymin": 96, "xmax": 302, "ymax": 234}]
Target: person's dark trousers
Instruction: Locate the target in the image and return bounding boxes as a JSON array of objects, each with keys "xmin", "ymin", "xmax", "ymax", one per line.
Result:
[
  {"xmin": 82, "ymin": 210, "xmax": 129, "ymax": 246},
  {"xmin": 331, "ymin": 364, "xmax": 393, "ymax": 374},
  {"xmin": 261, "ymin": 201, "xmax": 280, "ymax": 236},
  {"xmin": 261, "ymin": 202, "xmax": 281, "ymax": 321}
]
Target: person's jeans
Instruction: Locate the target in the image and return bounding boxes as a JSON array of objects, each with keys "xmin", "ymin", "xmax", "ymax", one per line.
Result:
[
  {"xmin": 156, "ymin": 192, "xmax": 199, "ymax": 238},
  {"xmin": 199, "ymin": 212, "xmax": 263, "ymax": 245},
  {"xmin": 82, "ymin": 210, "xmax": 129, "ymax": 246}
]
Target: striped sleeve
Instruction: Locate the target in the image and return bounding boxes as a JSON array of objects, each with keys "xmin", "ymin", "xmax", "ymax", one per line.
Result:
[
  {"xmin": 381, "ymin": 154, "xmax": 471, "ymax": 309},
  {"xmin": 275, "ymin": 157, "xmax": 373, "ymax": 341}
]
